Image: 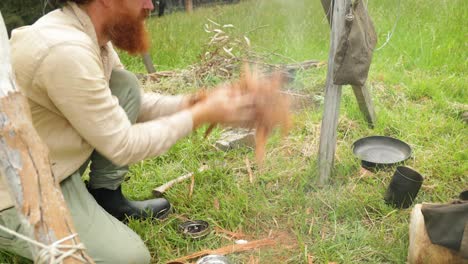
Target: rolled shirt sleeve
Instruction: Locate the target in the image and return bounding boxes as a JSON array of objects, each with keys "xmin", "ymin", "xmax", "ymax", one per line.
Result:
[
  {"xmin": 138, "ymin": 92, "xmax": 186, "ymax": 122},
  {"xmin": 107, "ymin": 42, "xmax": 185, "ymax": 122},
  {"xmin": 35, "ymin": 44, "xmax": 193, "ymax": 166}
]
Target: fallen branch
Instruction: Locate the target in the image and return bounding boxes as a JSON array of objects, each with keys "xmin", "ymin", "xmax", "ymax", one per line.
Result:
[
  {"xmin": 167, "ymin": 238, "xmax": 276, "ymax": 263},
  {"xmin": 147, "ymin": 70, "xmax": 178, "ymax": 78},
  {"xmin": 283, "ymin": 59, "xmax": 324, "ymax": 71},
  {"xmin": 153, "ymin": 165, "xmax": 208, "ymax": 197},
  {"xmin": 153, "ymin": 172, "xmax": 193, "ymax": 197}
]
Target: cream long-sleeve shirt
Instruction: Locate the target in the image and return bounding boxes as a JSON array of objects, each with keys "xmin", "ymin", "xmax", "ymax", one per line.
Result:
[{"xmin": 0, "ymin": 3, "xmax": 193, "ymax": 211}]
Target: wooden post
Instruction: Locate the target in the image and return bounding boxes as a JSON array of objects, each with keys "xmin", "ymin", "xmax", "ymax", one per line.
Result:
[
  {"xmin": 318, "ymin": 0, "xmax": 377, "ymax": 184},
  {"xmin": 142, "ymin": 52, "xmax": 156, "ymax": 73},
  {"xmin": 320, "ymin": 0, "xmax": 376, "ymax": 127},
  {"xmin": 185, "ymin": 0, "xmax": 193, "ymax": 13},
  {"xmin": 0, "ymin": 13, "xmax": 93, "ymax": 263},
  {"xmin": 317, "ymin": 0, "xmax": 346, "ymax": 185}
]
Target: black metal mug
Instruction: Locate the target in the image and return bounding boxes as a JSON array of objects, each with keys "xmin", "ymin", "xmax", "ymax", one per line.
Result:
[
  {"xmin": 384, "ymin": 166, "xmax": 423, "ymax": 209},
  {"xmin": 459, "ymin": 190, "xmax": 468, "ymax": 201}
]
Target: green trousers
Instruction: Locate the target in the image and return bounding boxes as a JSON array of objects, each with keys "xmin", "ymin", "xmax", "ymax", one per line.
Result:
[{"xmin": 0, "ymin": 69, "xmax": 151, "ymax": 264}]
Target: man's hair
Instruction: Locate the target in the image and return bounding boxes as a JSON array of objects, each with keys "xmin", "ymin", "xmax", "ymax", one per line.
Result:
[{"xmin": 55, "ymin": 0, "xmax": 93, "ymax": 4}]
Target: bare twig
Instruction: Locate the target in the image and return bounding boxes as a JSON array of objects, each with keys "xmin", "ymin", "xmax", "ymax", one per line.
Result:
[
  {"xmin": 213, "ymin": 198, "xmax": 220, "ymax": 211},
  {"xmin": 245, "ymin": 24, "xmax": 270, "ymax": 35},
  {"xmin": 188, "ymin": 174, "xmax": 195, "ymax": 199},
  {"xmin": 153, "ymin": 165, "xmax": 208, "ymax": 197},
  {"xmin": 214, "ymin": 226, "xmax": 247, "ymax": 240},
  {"xmin": 245, "ymin": 157, "xmax": 254, "ymax": 184},
  {"xmin": 153, "ymin": 172, "xmax": 194, "ymax": 197}
]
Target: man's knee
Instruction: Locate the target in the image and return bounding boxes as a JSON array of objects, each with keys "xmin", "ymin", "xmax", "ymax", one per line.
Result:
[
  {"xmin": 109, "ymin": 69, "xmax": 142, "ymax": 123},
  {"xmin": 0, "ymin": 208, "xmax": 33, "ymax": 260},
  {"xmin": 93, "ymin": 240, "xmax": 151, "ymax": 264}
]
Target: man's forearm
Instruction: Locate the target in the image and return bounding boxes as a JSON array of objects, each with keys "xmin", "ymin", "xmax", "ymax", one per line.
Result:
[{"xmin": 137, "ymin": 93, "xmax": 187, "ymax": 122}]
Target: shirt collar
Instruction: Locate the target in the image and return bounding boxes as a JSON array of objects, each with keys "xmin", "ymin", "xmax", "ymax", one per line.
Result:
[
  {"xmin": 65, "ymin": 2, "xmax": 100, "ymax": 48},
  {"xmin": 62, "ymin": 2, "xmax": 118, "ymax": 80}
]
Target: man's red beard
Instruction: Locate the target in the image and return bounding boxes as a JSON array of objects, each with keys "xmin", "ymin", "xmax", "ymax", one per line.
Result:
[{"xmin": 107, "ymin": 10, "xmax": 150, "ymax": 55}]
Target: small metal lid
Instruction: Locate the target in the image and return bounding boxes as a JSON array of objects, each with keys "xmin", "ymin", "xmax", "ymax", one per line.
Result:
[
  {"xmin": 196, "ymin": 255, "xmax": 231, "ymax": 264},
  {"xmin": 178, "ymin": 220, "xmax": 211, "ymax": 239}
]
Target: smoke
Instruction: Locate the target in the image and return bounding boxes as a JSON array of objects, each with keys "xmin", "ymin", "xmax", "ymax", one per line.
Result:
[{"xmin": 262, "ymin": 0, "xmax": 323, "ymax": 60}]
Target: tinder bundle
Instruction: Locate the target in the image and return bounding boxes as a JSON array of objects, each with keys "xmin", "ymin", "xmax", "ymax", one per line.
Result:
[
  {"xmin": 203, "ymin": 65, "xmax": 292, "ymax": 163},
  {"xmin": 236, "ymin": 66, "xmax": 291, "ymax": 163}
]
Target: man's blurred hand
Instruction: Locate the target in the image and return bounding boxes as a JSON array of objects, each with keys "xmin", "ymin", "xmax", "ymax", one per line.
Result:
[{"xmin": 189, "ymin": 84, "xmax": 256, "ymax": 128}]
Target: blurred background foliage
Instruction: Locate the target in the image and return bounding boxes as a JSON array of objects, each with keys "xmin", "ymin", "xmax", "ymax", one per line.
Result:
[
  {"xmin": 0, "ymin": 0, "xmax": 240, "ymax": 37},
  {"xmin": 0, "ymin": 0, "xmax": 52, "ymax": 36}
]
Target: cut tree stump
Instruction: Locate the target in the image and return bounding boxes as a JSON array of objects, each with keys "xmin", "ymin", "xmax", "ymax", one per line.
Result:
[{"xmin": 0, "ymin": 12, "xmax": 93, "ymax": 263}]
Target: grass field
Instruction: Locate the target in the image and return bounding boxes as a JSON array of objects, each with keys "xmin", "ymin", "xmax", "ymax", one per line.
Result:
[{"xmin": 1, "ymin": 0, "xmax": 466, "ymax": 263}]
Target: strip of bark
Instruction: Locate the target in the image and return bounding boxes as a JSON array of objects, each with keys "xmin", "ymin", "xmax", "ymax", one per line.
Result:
[{"xmin": 167, "ymin": 238, "xmax": 276, "ymax": 263}]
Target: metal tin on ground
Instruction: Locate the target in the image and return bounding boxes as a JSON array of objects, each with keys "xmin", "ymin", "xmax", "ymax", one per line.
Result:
[
  {"xmin": 196, "ymin": 255, "xmax": 231, "ymax": 264},
  {"xmin": 178, "ymin": 220, "xmax": 211, "ymax": 239}
]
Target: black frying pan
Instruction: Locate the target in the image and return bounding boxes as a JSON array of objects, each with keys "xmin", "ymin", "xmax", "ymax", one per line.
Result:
[{"xmin": 352, "ymin": 136, "xmax": 412, "ymax": 170}]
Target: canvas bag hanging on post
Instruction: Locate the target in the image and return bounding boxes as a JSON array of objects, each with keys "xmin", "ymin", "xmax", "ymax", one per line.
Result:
[{"xmin": 333, "ymin": 0, "xmax": 377, "ymax": 86}]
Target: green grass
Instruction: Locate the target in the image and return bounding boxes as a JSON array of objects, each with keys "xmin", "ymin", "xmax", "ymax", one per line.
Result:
[{"xmin": 1, "ymin": 0, "xmax": 466, "ymax": 263}]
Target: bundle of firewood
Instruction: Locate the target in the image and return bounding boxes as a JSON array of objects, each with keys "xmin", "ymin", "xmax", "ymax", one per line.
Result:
[{"xmin": 192, "ymin": 65, "xmax": 292, "ymax": 163}]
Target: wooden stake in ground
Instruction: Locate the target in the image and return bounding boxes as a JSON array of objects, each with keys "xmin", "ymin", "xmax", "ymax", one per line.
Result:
[
  {"xmin": 142, "ymin": 53, "xmax": 156, "ymax": 73},
  {"xmin": 0, "ymin": 13, "xmax": 93, "ymax": 263},
  {"xmin": 185, "ymin": 0, "xmax": 193, "ymax": 13}
]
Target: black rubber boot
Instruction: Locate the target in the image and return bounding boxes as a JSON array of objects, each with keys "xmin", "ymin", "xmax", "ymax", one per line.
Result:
[{"xmin": 88, "ymin": 186, "xmax": 171, "ymax": 221}]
